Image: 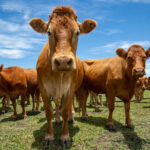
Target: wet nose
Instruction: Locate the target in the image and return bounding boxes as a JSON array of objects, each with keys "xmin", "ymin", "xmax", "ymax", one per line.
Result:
[
  {"xmin": 133, "ymin": 68, "xmax": 145, "ymax": 76},
  {"xmin": 54, "ymin": 56, "xmax": 73, "ymax": 71}
]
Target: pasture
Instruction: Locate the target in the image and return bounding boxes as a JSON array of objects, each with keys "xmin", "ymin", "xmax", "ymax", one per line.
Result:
[{"xmin": 0, "ymin": 91, "xmax": 150, "ymax": 150}]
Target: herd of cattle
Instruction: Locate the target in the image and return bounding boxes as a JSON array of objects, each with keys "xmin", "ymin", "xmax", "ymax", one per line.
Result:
[{"xmin": 0, "ymin": 6, "xmax": 150, "ymax": 148}]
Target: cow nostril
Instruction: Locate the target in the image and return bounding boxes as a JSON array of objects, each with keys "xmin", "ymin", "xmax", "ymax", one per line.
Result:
[
  {"xmin": 67, "ymin": 58, "xmax": 73, "ymax": 66},
  {"xmin": 54, "ymin": 59, "xmax": 60, "ymax": 67}
]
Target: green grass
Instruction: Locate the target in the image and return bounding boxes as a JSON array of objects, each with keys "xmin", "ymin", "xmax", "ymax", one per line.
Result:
[{"xmin": 0, "ymin": 91, "xmax": 150, "ymax": 150}]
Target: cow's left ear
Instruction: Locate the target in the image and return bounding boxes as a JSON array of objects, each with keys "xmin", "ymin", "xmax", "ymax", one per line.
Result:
[
  {"xmin": 0, "ymin": 64, "xmax": 4, "ymax": 72},
  {"xmin": 116, "ymin": 48, "xmax": 127, "ymax": 58},
  {"xmin": 146, "ymin": 48, "xmax": 150, "ymax": 58},
  {"xmin": 29, "ymin": 18, "xmax": 49, "ymax": 33},
  {"xmin": 79, "ymin": 19, "xmax": 97, "ymax": 34}
]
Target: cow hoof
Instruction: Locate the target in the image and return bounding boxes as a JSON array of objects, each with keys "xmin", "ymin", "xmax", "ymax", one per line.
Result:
[
  {"xmin": 108, "ymin": 125, "xmax": 116, "ymax": 132},
  {"xmin": 81, "ymin": 117, "xmax": 88, "ymax": 121},
  {"xmin": 61, "ymin": 140, "xmax": 71, "ymax": 149},
  {"xmin": 54, "ymin": 121, "xmax": 61, "ymax": 126},
  {"xmin": 22, "ymin": 115, "xmax": 27, "ymax": 119},
  {"xmin": 43, "ymin": 139, "xmax": 54, "ymax": 148},
  {"xmin": 68, "ymin": 119, "xmax": 74, "ymax": 124},
  {"xmin": 126, "ymin": 125, "xmax": 135, "ymax": 130}
]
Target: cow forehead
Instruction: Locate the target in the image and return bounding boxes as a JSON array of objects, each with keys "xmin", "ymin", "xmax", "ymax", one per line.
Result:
[
  {"xmin": 128, "ymin": 47, "xmax": 146, "ymax": 57},
  {"xmin": 128, "ymin": 45, "xmax": 146, "ymax": 57},
  {"xmin": 49, "ymin": 6, "xmax": 78, "ymax": 32}
]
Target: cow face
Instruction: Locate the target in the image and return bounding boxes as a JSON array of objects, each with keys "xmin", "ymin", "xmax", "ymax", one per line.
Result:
[
  {"xmin": 29, "ymin": 6, "xmax": 97, "ymax": 71},
  {"xmin": 116, "ymin": 45, "xmax": 150, "ymax": 78}
]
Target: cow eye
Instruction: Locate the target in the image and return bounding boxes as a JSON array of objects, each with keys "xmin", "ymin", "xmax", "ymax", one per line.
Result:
[
  {"xmin": 142, "ymin": 56, "xmax": 146, "ymax": 60},
  {"xmin": 127, "ymin": 56, "xmax": 132, "ymax": 60},
  {"xmin": 76, "ymin": 31, "xmax": 80, "ymax": 36},
  {"xmin": 47, "ymin": 31, "xmax": 51, "ymax": 36}
]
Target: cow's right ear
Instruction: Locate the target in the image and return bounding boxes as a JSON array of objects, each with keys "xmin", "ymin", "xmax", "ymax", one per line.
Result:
[
  {"xmin": 148, "ymin": 77, "xmax": 150, "ymax": 82},
  {"xmin": 29, "ymin": 18, "xmax": 49, "ymax": 33},
  {"xmin": 0, "ymin": 64, "xmax": 4, "ymax": 72},
  {"xmin": 79, "ymin": 19, "xmax": 97, "ymax": 34},
  {"xmin": 116, "ymin": 48, "xmax": 127, "ymax": 58}
]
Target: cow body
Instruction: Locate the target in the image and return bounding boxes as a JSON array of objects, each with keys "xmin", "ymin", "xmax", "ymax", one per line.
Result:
[
  {"xmin": 78, "ymin": 45, "xmax": 150, "ymax": 130},
  {"xmin": 135, "ymin": 77, "xmax": 150, "ymax": 101},
  {"xmin": 0, "ymin": 65, "xmax": 27, "ymax": 118},
  {"xmin": 24, "ymin": 69, "xmax": 40, "ymax": 111},
  {"xmin": 29, "ymin": 6, "xmax": 96, "ymax": 148}
]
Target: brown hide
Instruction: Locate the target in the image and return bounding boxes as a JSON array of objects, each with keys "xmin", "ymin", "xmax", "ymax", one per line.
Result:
[
  {"xmin": 78, "ymin": 44, "xmax": 150, "ymax": 129},
  {"xmin": 135, "ymin": 77, "xmax": 150, "ymax": 101},
  {"xmin": 24, "ymin": 69, "xmax": 40, "ymax": 111},
  {"xmin": 29, "ymin": 6, "xmax": 96, "ymax": 146},
  {"xmin": 0, "ymin": 65, "xmax": 27, "ymax": 118}
]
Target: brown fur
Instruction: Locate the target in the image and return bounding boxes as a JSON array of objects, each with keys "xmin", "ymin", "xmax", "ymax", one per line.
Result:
[
  {"xmin": 0, "ymin": 65, "xmax": 27, "ymax": 118},
  {"xmin": 29, "ymin": 6, "xmax": 96, "ymax": 147},
  {"xmin": 24, "ymin": 69, "xmax": 40, "ymax": 111},
  {"xmin": 77, "ymin": 44, "xmax": 150, "ymax": 129},
  {"xmin": 135, "ymin": 77, "xmax": 150, "ymax": 101}
]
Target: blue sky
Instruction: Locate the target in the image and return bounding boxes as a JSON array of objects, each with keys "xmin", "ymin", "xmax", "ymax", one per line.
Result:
[{"xmin": 0, "ymin": 0, "xmax": 150, "ymax": 75}]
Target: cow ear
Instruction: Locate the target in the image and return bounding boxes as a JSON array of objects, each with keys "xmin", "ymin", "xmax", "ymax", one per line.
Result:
[
  {"xmin": 29, "ymin": 18, "xmax": 49, "ymax": 33},
  {"xmin": 116, "ymin": 48, "xmax": 127, "ymax": 58},
  {"xmin": 79, "ymin": 19, "xmax": 97, "ymax": 34},
  {"xmin": 0, "ymin": 64, "xmax": 4, "ymax": 72},
  {"xmin": 148, "ymin": 77, "xmax": 150, "ymax": 82},
  {"xmin": 146, "ymin": 48, "xmax": 150, "ymax": 58}
]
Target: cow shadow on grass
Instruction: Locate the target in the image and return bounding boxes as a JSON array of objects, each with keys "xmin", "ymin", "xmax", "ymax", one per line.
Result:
[
  {"xmin": 75, "ymin": 116, "xmax": 149, "ymax": 150},
  {"xmin": 32, "ymin": 122, "xmax": 80, "ymax": 150},
  {"xmin": 0, "ymin": 114, "xmax": 26, "ymax": 122}
]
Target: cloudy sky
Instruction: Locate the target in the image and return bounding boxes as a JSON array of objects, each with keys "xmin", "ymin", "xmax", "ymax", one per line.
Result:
[{"xmin": 0, "ymin": 0, "xmax": 150, "ymax": 75}]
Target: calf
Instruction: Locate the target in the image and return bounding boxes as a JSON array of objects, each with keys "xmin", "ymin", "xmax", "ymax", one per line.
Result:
[
  {"xmin": 135, "ymin": 77, "xmax": 150, "ymax": 101},
  {"xmin": 24, "ymin": 69, "xmax": 40, "ymax": 111},
  {"xmin": 78, "ymin": 45, "xmax": 150, "ymax": 130},
  {"xmin": 0, "ymin": 64, "xmax": 27, "ymax": 118},
  {"xmin": 29, "ymin": 6, "xmax": 97, "ymax": 148}
]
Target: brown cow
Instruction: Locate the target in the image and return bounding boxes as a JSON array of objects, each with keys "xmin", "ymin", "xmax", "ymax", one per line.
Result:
[
  {"xmin": 89, "ymin": 91, "xmax": 103, "ymax": 108},
  {"xmin": 0, "ymin": 64, "xmax": 27, "ymax": 118},
  {"xmin": 135, "ymin": 77, "xmax": 150, "ymax": 101},
  {"xmin": 29, "ymin": 6, "xmax": 97, "ymax": 148},
  {"xmin": 24, "ymin": 69, "xmax": 40, "ymax": 112},
  {"xmin": 0, "ymin": 95, "xmax": 10, "ymax": 114},
  {"xmin": 77, "ymin": 45, "xmax": 150, "ymax": 131}
]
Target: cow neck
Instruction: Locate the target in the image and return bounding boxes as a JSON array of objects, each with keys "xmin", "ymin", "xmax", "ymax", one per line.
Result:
[{"xmin": 124, "ymin": 60, "xmax": 137, "ymax": 89}]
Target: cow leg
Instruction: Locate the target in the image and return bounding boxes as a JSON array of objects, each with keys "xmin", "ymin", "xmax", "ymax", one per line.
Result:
[
  {"xmin": 81, "ymin": 90, "xmax": 89, "ymax": 120},
  {"xmin": 89, "ymin": 92, "xmax": 93, "ymax": 106},
  {"xmin": 94, "ymin": 94, "xmax": 98, "ymax": 109},
  {"xmin": 107, "ymin": 92, "xmax": 115, "ymax": 131},
  {"xmin": 55, "ymin": 100, "xmax": 61, "ymax": 125},
  {"xmin": 41, "ymin": 92, "xmax": 54, "ymax": 147},
  {"xmin": 68, "ymin": 104, "xmax": 75, "ymax": 124},
  {"xmin": 35, "ymin": 89, "xmax": 40, "ymax": 112},
  {"xmin": 124, "ymin": 100, "xmax": 134, "ymax": 130},
  {"xmin": 26, "ymin": 93, "xmax": 30, "ymax": 105},
  {"xmin": 21, "ymin": 93, "xmax": 27, "ymax": 118},
  {"xmin": 99, "ymin": 94, "xmax": 103, "ymax": 107},
  {"xmin": 1, "ymin": 97, "xmax": 6, "ymax": 114},
  {"xmin": 11, "ymin": 99, "xmax": 17, "ymax": 119},
  {"xmin": 31, "ymin": 94, "xmax": 35, "ymax": 112},
  {"xmin": 61, "ymin": 94, "xmax": 73, "ymax": 149}
]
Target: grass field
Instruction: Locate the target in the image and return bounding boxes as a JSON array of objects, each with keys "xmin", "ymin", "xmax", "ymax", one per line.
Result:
[{"xmin": 0, "ymin": 91, "xmax": 150, "ymax": 150}]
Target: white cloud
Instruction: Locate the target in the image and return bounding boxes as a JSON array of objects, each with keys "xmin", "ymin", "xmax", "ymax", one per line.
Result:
[
  {"xmin": 0, "ymin": 19, "xmax": 31, "ymax": 33},
  {"xmin": 90, "ymin": 41, "xmax": 150, "ymax": 54},
  {"xmin": 96, "ymin": 29, "xmax": 121, "ymax": 35},
  {"xmin": 0, "ymin": 49, "xmax": 26, "ymax": 59}
]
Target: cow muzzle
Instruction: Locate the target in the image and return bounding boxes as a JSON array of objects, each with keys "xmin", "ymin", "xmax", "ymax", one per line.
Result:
[
  {"xmin": 52, "ymin": 55, "xmax": 76, "ymax": 71},
  {"xmin": 133, "ymin": 68, "xmax": 145, "ymax": 77}
]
